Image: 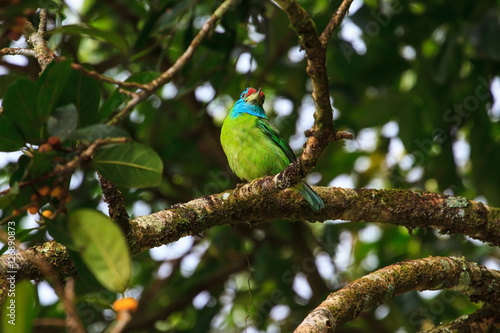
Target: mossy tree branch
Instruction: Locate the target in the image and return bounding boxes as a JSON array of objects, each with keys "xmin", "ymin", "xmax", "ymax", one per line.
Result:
[
  {"xmin": 25, "ymin": 9, "xmax": 53, "ymax": 71},
  {"xmin": 420, "ymin": 304, "xmax": 500, "ymax": 332},
  {"xmin": 1, "ymin": 184, "xmax": 499, "ymax": 291},
  {"xmin": 97, "ymin": 174, "xmax": 130, "ymax": 240},
  {"xmin": 273, "ymin": 0, "xmax": 354, "ymax": 180},
  {"xmin": 294, "ymin": 256, "xmax": 500, "ymax": 332}
]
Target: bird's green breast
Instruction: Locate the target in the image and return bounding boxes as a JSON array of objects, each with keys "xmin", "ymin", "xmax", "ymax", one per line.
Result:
[{"xmin": 221, "ymin": 113, "xmax": 291, "ymax": 181}]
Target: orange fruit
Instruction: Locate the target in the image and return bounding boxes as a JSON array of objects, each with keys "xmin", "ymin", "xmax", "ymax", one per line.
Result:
[
  {"xmin": 41, "ymin": 210, "xmax": 53, "ymax": 219},
  {"xmin": 38, "ymin": 186, "xmax": 50, "ymax": 196},
  {"xmin": 112, "ymin": 298, "xmax": 138, "ymax": 313},
  {"xmin": 50, "ymin": 186, "xmax": 63, "ymax": 199},
  {"xmin": 27, "ymin": 206, "xmax": 38, "ymax": 214}
]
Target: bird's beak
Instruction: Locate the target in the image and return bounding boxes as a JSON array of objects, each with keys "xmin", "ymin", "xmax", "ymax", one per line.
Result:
[{"xmin": 244, "ymin": 88, "xmax": 262, "ymax": 105}]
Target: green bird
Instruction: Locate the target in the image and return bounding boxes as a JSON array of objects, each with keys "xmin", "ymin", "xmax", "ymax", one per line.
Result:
[{"xmin": 220, "ymin": 87, "xmax": 325, "ymax": 212}]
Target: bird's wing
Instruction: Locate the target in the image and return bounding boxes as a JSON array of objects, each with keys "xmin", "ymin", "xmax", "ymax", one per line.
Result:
[{"xmin": 256, "ymin": 118, "xmax": 296, "ymax": 163}]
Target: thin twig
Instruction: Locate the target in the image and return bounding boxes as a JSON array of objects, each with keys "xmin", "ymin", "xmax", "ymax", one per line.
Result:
[
  {"xmin": 333, "ymin": 130, "xmax": 354, "ymax": 140},
  {"xmin": 118, "ymin": 88, "xmax": 139, "ymax": 98},
  {"xmin": 64, "ymin": 279, "xmax": 84, "ymax": 333},
  {"xmin": 69, "ymin": 62, "xmax": 147, "ymax": 89},
  {"xmin": 0, "ymin": 137, "xmax": 129, "ymax": 200},
  {"xmin": 110, "ymin": 312, "xmax": 132, "ymax": 333},
  {"xmin": 0, "ymin": 47, "xmax": 36, "ymax": 57},
  {"xmin": 38, "ymin": 9, "xmax": 48, "ymax": 34},
  {"xmin": 107, "ymin": 0, "xmax": 237, "ymax": 125},
  {"xmin": 319, "ymin": 0, "xmax": 354, "ymax": 46}
]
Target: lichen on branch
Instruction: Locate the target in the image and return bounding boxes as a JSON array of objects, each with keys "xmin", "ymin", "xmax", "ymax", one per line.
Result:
[
  {"xmin": 2, "ymin": 185, "xmax": 499, "ymax": 291},
  {"xmin": 294, "ymin": 256, "xmax": 500, "ymax": 332}
]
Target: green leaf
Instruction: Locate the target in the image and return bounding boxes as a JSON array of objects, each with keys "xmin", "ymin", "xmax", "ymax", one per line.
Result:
[
  {"xmin": 45, "ymin": 216, "xmax": 78, "ymax": 251},
  {"xmin": 92, "ymin": 142, "xmax": 163, "ymax": 188},
  {"xmin": 68, "ymin": 209, "xmax": 131, "ymax": 293},
  {"xmin": 1, "ymin": 281, "xmax": 36, "ymax": 333},
  {"xmin": 2, "ymin": 78, "xmax": 42, "ymax": 144},
  {"xmin": 8, "ymin": 156, "xmax": 34, "ymax": 209},
  {"xmin": 69, "ymin": 249, "xmax": 107, "ymax": 292},
  {"xmin": 9, "ymin": 155, "xmax": 30, "ymax": 185},
  {"xmin": 47, "ymin": 104, "xmax": 78, "ymax": 141},
  {"xmin": 0, "ymin": 0, "xmax": 55, "ymax": 18},
  {"xmin": 156, "ymin": 1, "xmax": 193, "ymax": 33},
  {"xmin": 51, "ymin": 24, "xmax": 129, "ymax": 54},
  {"xmin": 0, "ymin": 115, "xmax": 25, "ymax": 152},
  {"xmin": 27, "ymin": 151, "xmax": 59, "ymax": 181},
  {"xmin": 0, "ymin": 227, "xmax": 38, "ymax": 256},
  {"xmin": 0, "ymin": 74, "xmax": 21, "ymax": 98},
  {"xmin": 0, "ymin": 183, "xmax": 19, "ymax": 210},
  {"xmin": 99, "ymin": 71, "xmax": 160, "ymax": 120},
  {"xmin": 65, "ymin": 69, "xmax": 101, "ymax": 127},
  {"xmin": 67, "ymin": 124, "xmax": 130, "ymax": 142},
  {"xmin": 37, "ymin": 60, "xmax": 73, "ymax": 121}
]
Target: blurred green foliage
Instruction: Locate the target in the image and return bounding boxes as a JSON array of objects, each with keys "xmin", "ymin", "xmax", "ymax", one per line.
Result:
[{"xmin": 0, "ymin": 0, "xmax": 499, "ymax": 332}]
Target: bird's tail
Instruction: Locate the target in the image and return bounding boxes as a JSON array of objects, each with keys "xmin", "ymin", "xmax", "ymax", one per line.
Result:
[{"xmin": 294, "ymin": 181, "xmax": 325, "ymax": 212}]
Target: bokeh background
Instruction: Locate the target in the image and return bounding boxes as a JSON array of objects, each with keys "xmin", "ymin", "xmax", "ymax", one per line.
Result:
[{"xmin": 1, "ymin": 0, "xmax": 500, "ymax": 332}]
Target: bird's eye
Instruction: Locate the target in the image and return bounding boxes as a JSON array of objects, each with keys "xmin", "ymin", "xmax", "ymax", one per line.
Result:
[{"xmin": 240, "ymin": 92, "xmax": 246, "ymax": 99}]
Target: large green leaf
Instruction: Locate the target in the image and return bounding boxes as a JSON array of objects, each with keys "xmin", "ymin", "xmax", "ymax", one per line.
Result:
[
  {"xmin": 68, "ymin": 209, "xmax": 131, "ymax": 293},
  {"xmin": 51, "ymin": 24, "xmax": 129, "ymax": 54},
  {"xmin": 37, "ymin": 60, "xmax": 72, "ymax": 121},
  {"xmin": 27, "ymin": 151, "xmax": 60, "ymax": 181},
  {"xmin": 99, "ymin": 71, "xmax": 160, "ymax": 120},
  {"xmin": 92, "ymin": 142, "xmax": 163, "ymax": 188},
  {"xmin": 0, "ymin": 74, "xmax": 21, "ymax": 98},
  {"xmin": 59, "ymin": 68, "xmax": 101, "ymax": 127},
  {"xmin": 0, "ymin": 182, "xmax": 19, "ymax": 210},
  {"xmin": 0, "ymin": 115, "xmax": 25, "ymax": 152},
  {"xmin": 1, "ymin": 281, "xmax": 36, "ymax": 333},
  {"xmin": 8, "ymin": 155, "xmax": 33, "ymax": 210},
  {"xmin": 67, "ymin": 124, "xmax": 130, "ymax": 142},
  {"xmin": 47, "ymin": 104, "xmax": 79, "ymax": 141},
  {"xmin": 2, "ymin": 78, "xmax": 42, "ymax": 144},
  {"xmin": 45, "ymin": 215, "xmax": 78, "ymax": 252}
]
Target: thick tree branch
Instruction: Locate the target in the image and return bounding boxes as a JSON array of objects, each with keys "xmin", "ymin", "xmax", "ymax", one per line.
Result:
[
  {"xmin": 68, "ymin": 62, "xmax": 146, "ymax": 89},
  {"xmin": 2, "ymin": 184, "xmax": 499, "ymax": 290},
  {"xmin": 129, "ymin": 186, "xmax": 500, "ymax": 252},
  {"xmin": 0, "ymin": 234, "xmax": 84, "ymax": 332},
  {"xmin": 24, "ymin": 9, "xmax": 53, "ymax": 71},
  {"xmin": 1, "ymin": 10, "xmax": 52, "ymax": 71},
  {"xmin": 273, "ymin": 0, "xmax": 354, "ymax": 178},
  {"xmin": 98, "ymin": 174, "xmax": 130, "ymax": 240},
  {"xmin": 294, "ymin": 256, "xmax": 500, "ymax": 333},
  {"xmin": 420, "ymin": 304, "xmax": 500, "ymax": 332}
]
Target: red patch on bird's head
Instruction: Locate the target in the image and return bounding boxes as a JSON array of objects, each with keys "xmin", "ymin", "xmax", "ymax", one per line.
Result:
[{"xmin": 241, "ymin": 87, "xmax": 265, "ymax": 103}]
